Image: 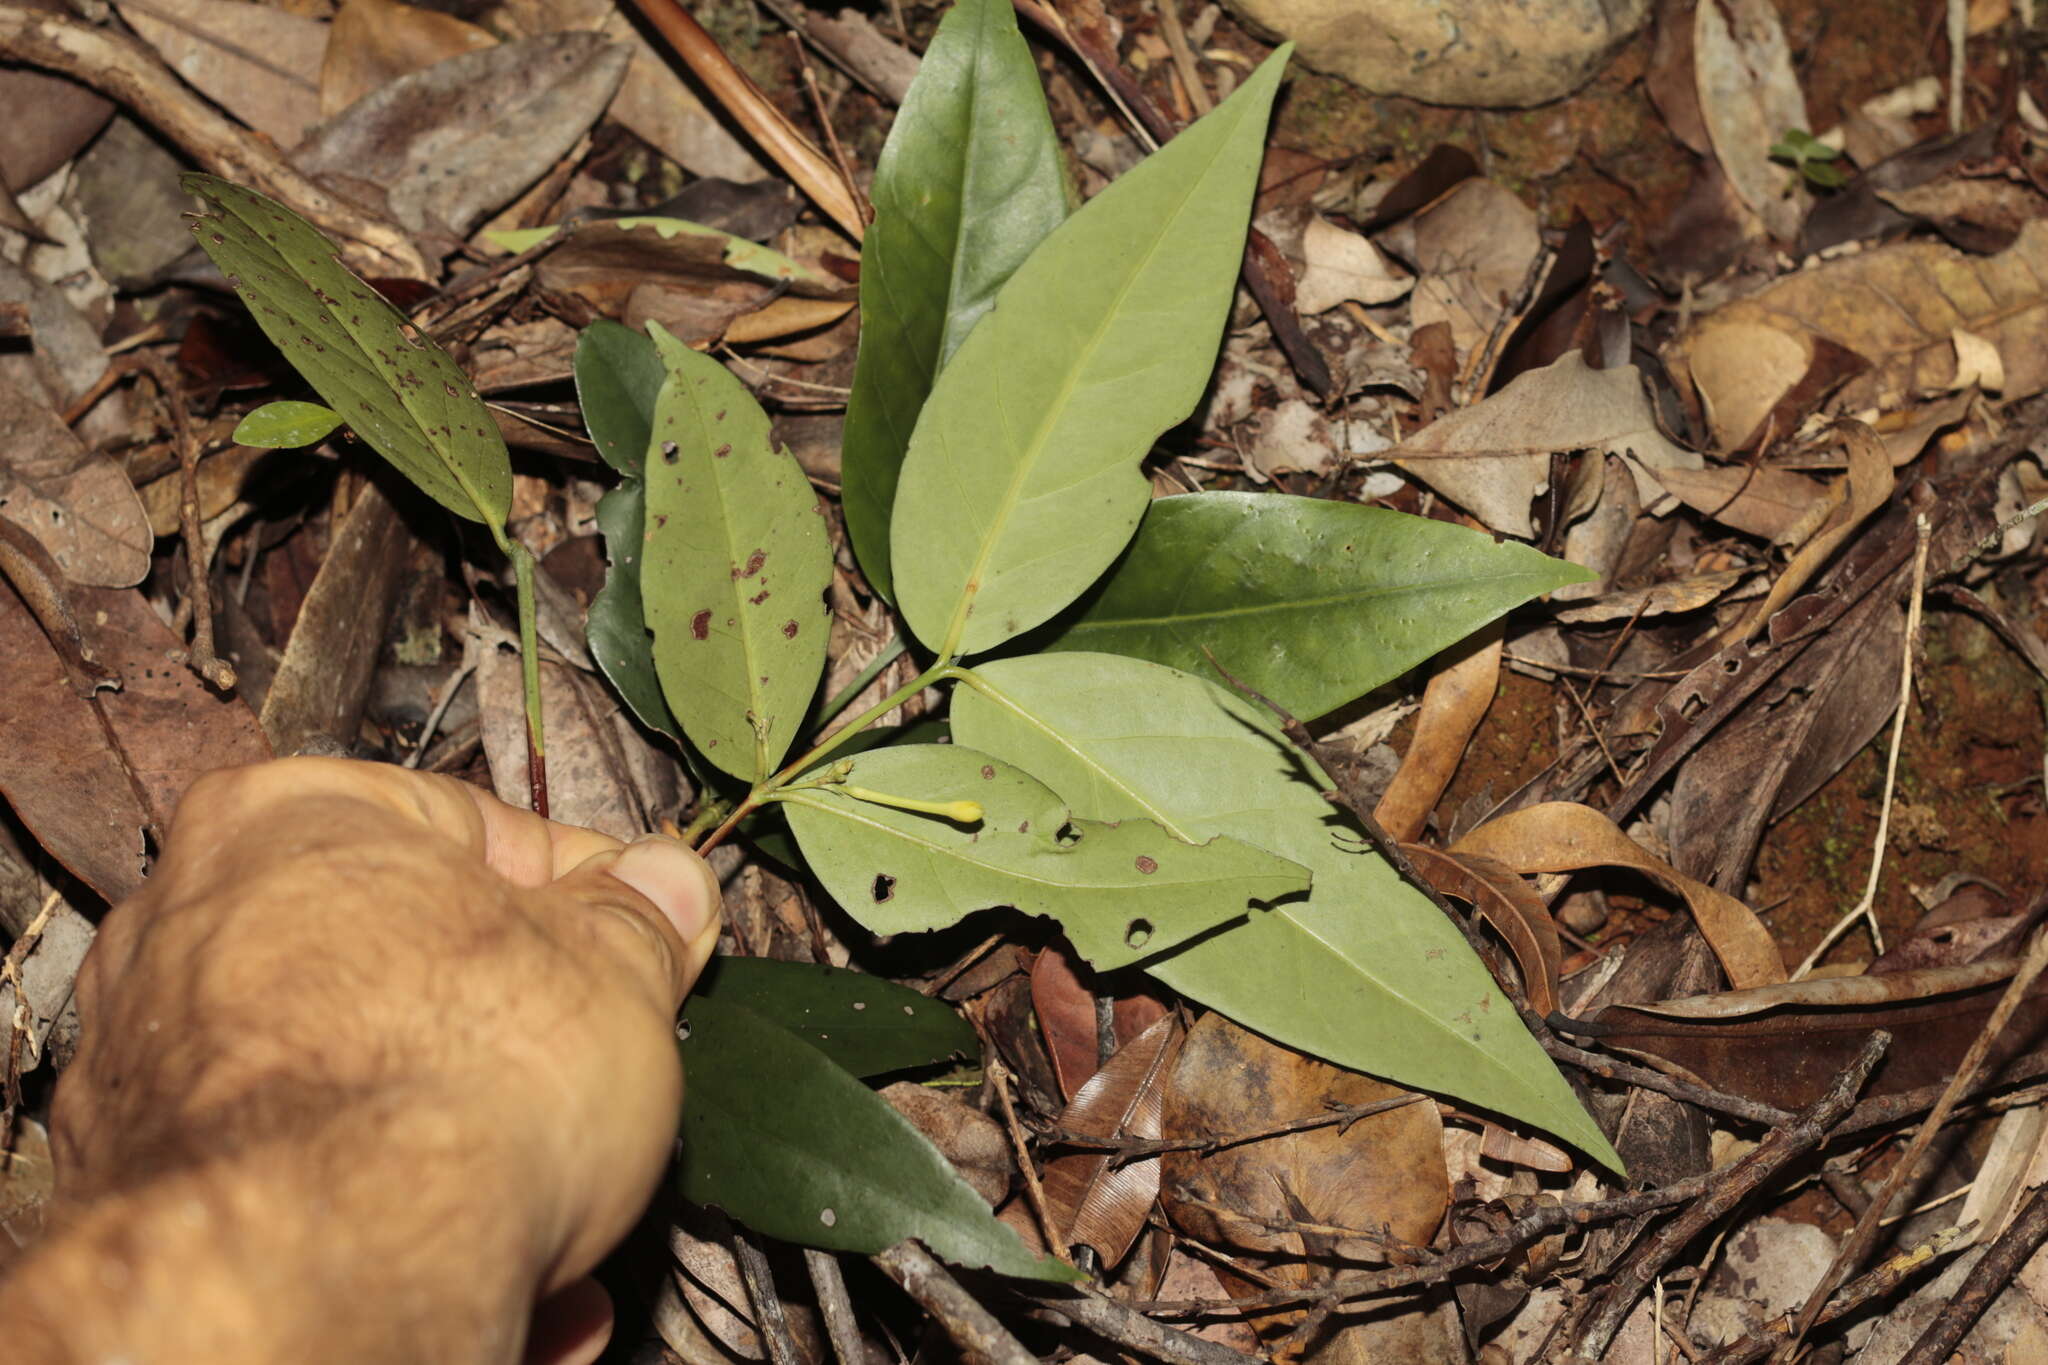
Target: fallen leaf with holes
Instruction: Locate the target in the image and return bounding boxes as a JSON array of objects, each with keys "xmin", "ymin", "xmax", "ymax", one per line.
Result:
[
  {"xmin": 112, "ymin": 0, "xmax": 324, "ymax": 149},
  {"xmin": 1374, "ymin": 626, "xmax": 1501, "ymax": 842},
  {"xmin": 1453, "ymin": 802, "xmax": 1786, "ymax": 988},
  {"xmin": 1040, "ymin": 1013, "xmax": 1182, "ymax": 1266},
  {"xmin": 1668, "ymin": 219, "xmax": 2048, "ymax": 450},
  {"xmin": 1162, "ymin": 1014, "xmax": 1448, "ymax": 1359},
  {"xmin": 1392, "ymin": 353, "xmax": 1698, "ymax": 538},
  {"xmin": 0, "ymin": 376, "xmax": 149, "ymax": 588}
]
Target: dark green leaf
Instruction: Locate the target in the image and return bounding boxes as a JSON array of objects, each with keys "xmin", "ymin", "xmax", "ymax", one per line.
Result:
[
  {"xmin": 1042, "ymin": 492, "xmax": 1594, "ymax": 719},
  {"xmin": 232, "ymin": 400, "xmax": 343, "ymax": 448},
  {"xmin": 574, "ymin": 318, "xmax": 665, "ymax": 478},
  {"xmin": 841, "ymin": 0, "xmax": 1069, "ymax": 603},
  {"xmin": 677, "ymin": 995, "xmax": 1078, "ymax": 1279},
  {"xmin": 695, "ymin": 956, "xmax": 976, "ymax": 1077},
  {"xmin": 183, "ymin": 175, "xmax": 510, "ymax": 527}
]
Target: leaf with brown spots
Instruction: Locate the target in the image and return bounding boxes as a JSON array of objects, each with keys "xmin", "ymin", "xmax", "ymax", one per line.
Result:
[{"xmin": 641, "ymin": 325, "xmax": 831, "ymax": 782}]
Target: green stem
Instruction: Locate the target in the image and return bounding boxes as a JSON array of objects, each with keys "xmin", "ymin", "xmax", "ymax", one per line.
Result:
[
  {"xmin": 810, "ymin": 636, "xmax": 907, "ymax": 737},
  {"xmin": 507, "ymin": 540, "xmax": 548, "ymax": 815}
]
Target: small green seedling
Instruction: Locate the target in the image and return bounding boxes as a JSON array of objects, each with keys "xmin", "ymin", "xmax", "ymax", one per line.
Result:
[{"xmin": 1770, "ymin": 127, "xmax": 1848, "ymax": 189}]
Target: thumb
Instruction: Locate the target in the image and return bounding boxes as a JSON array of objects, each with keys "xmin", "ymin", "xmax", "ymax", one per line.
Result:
[{"xmin": 554, "ymin": 835, "xmax": 723, "ymax": 1006}]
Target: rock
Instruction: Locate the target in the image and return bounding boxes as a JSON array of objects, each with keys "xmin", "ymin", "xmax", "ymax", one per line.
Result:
[{"xmin": 1218, "ymin": 0, "xmax": 1650, "ymax": 107}]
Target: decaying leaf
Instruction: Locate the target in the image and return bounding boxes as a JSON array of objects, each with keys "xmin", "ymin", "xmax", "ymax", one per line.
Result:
[
  {"xmin": 1453, "ymin": 802, "xmax": 1786, "ymax": 988},
  {"xmin": 1731, "ymin": 421, "xmax": 1893, "ymax": 638},
  {"xmin": 1694, "ymin": 0, "xmax": 1807, "ymax": 241},
  {"xmin": 1040, "ymin": 1013, "xmax": 1183, "ymax": 1266},
  {"xmin": 1668, "ymin": 220, "xmax": 2048, "ymax": 450},
  {"xmin": 0, "ymin": 376, "xmax": 150, "ymax": 588}
]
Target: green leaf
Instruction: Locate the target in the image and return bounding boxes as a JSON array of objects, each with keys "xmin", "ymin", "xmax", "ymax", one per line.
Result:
[
  {"xmin": 780, "ymin": 744, "xmax": 1309, "ymax": 970},
  {"xmin": 183, "ymin": 174, "xmax": 510, "ymax": 527},
  {"xmin": 642, "ymin": 325, "xmax": 832, "ymax": 782},
  {"xmin": 232, "ymin": 399, "xmax": 344, "ymax": 448},
  {"xmin": 488, "ymin": 218, "xmax": 833, "ymax": 290},
  {"xmin": 1042, "ymin": 492, "xmax": 1594, "ymax": 720},
  {"xmin": 840, "ymin": 0, "xmax": 1069, "ymax": 603},
  {"xmin": 677, "ymin": 995, "xmax": 1076, "ymax": 1279},
  {"xmin": 950, "ymin": 653, "xmax": 1622, "ymax": 1170},
  {"xmin": 695, "ymin": 956, "xmax": 977, "ymax": 1078},
  {"xmin": 575, "ymin": 321, "xmax": 678, "ymax": 737},
  {"xmin": 891, "ymin": 48, "xmax": 1291, "ymax": 659}
]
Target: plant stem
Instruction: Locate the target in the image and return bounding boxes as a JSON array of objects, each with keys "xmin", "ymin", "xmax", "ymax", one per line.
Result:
[
  {"xmin": 694, "ymin": 657, "xmax": 951, "ymax": 855},
  {"xmin": 811, "ymin": 636, "xmax": 907, "ymax": 735},
  {"xmin": 507, "ymin": 540, "xmax": 549, "ymax": 816}
]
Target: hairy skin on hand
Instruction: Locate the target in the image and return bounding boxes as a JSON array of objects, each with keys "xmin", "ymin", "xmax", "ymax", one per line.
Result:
[{"xmin": 0, "ymin": 758, "xmax": 723, "ymax": 1365}]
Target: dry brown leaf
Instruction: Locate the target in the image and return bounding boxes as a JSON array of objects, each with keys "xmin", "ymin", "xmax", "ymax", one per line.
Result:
[
  {"xmin": 1039, "ymin": 1013, "xmax": 1182, "ymax": 1267},
  {"xmin": 1694, "ymin": 0, "xmax": 1806, "ymax": 241},
  {"xmin": 137, "ymin": 444, "xmax": 269, "ymax": 538},
  {"xmin": 1392, "ymin": 352, "xmax": 1697, "ymax": 538},
  {"xmin": 723, "ymin": 296, "xmax": 857, "ymax": 345},
  {"xmin": 1652, "ymin": 463, "xmax": 1836, "ymax": 543},
  {"xmin": 1668, "ymin": 220, "xmax": 2048, "ymax": 450},
  {"xmin": 1378, "ymin": 178, "xmax": 1539, "ymax": 363},
  {"xmin": 1295, "ymin": 214, "xmax": 1411, "ymax": 314},
  {"xmin": 112, "ymin": 0, "xmax": 325, "ymax": 149},
  {"xmin": 1452, "ymin": 802, "xmax": 1786, "ymax": 988},
  {"xmin": 1553, "ymin": 566, "xmax": 1755, "ymax": 623},
  {"xmin": 1731, "ymin": 421, "xmax": 1892, "ymax": 638},
  {"xmin": 320, "ymin": 0, "xmax": 495, "ymax": 118},
  {"xmin": 0, "ymin": 375, "xmax": 149, "ymax": 588},
  {"xmin": 879, "ymin": 1082, "xmax": 1012, "ymax": 1208},
  {"xmin": 1402, "ymin": 844, "xmax": 1561, "ymax": 1016},
  {"xmin": 1374, "ymin": 625, "xmax": 1502, "ymax": 841}
]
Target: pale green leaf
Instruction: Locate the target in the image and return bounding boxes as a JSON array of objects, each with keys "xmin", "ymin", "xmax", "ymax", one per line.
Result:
[
  {"xmin": 841, "ymin": 0, "xmax": 1069, "ymax": 603},
  {"xmin": 891, "ymin": 48, "xmax": 1291, "ymax": 658},
  {"xmin": 642, "ymin": 325, "xmax": 831, "ymax": 781},
  {"xmin": 232, "ymin": 400, "xmax": 344, "ymax": 448},
  {"xmin": 183, "ymin": 174, "xmax": 510, "ymax": 526},
  {"xmin": 678, "ymin": 995, "xmax": 1077, "ymax": 1279},
  {"xmin": 780, "ymin": 744, "xmax": 1309, "ymax": 970},
  {"xmin": 950, "ymin": 653, "xmax": 1621, "ymax": 1170},
  {"xmin": 1044, "ymin": 492, "xmax": 1594, "ymax": 719}
]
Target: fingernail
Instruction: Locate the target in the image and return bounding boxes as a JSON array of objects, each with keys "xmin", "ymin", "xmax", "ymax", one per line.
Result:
[{"xmin": 610, "ymin": 836, "xmax": 719, "ymax": 942}]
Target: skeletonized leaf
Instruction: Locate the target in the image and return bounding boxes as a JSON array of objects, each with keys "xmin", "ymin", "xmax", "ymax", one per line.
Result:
[
  {"xmin": 1043, "ymin": 492, "xmax": 1591, "ymax": 720},
  {"xmin": 677, "ymin": 995, "xmax": 1077, "ymax": 1279},
  {"xmin": 950, "ymin": 652, "xmax": 1621, "ymax": 1170},
  {"xmin": 574, "ymin": 321, "xmax": 677, "ymax": 738},
  {"xmin": 183, "ymin": 175, "xmax": 511, "ymax": 527},
  {"xmin": 694, "ymin": 955, "xmax": 978, "ymax": 1078},
  {"xmin": 840, "ymin": 0, "xmax": 1069, "ymax": 603},
  {"xmin": 891, "ymin": 48, "xmax": 1291, "ymax": 658},
  {"xmin": 641, "ymin": 326, "xmax": 831, "ymax": 781},
  {"xmin": 780, "ymin": 744, "xmax": 1309, "ymax": 971}
]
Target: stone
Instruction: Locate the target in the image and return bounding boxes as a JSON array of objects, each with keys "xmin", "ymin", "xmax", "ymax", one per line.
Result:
[{"xmin": 1219, "ymin": 0, "xmax": 1651, "ymax": 108}]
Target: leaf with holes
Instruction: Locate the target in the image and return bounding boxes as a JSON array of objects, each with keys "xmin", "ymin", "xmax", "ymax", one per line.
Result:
[
  {"xmin": 575, "ymin": 320, "xmax": 677, "ymax": 738},
  {"xmin": 949, "ymin": 653, "xmax": 1621, "ymax": 1170},
  {"xmin": 1042, "ymin": 492, "xmax": 1593, "ymax": 720},
  {"xmin": 779, "ymin": 744, "xmax": 1309, "ymax": 970},
  {"xmin": 890, "ymin": 48, "xmax": 1290, "ymax": 659},
  {"xmin": 677, "ymin": 994, "xmax": 1076, "ymax": 1279},
  {"xmin": 183, "ymin": 174, "xmax": 510, "ymax": 526},
  {"xmin": 641, "ymin": 325, "xmax": 831, "ymax": 782},
  {"xmin": 695, "ymin": 955, "xmax": 978, "ymax": 1078},
  {"xmin": 232, "ymin": 400, "xmax": 344, "ymax": 448},
  {"xmin": 841, "ymin": 0, "xmax": 1068, "ymax": 603}
]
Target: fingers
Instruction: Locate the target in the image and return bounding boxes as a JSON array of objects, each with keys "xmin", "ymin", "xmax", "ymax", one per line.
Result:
[{"xmin": 549, "ymin": 837, "xmax": 723, "ymax": 1008}]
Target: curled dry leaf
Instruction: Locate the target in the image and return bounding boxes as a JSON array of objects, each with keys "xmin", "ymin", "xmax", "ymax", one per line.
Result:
[
  {"xmin": 1553, "ymin": 566, "xmax": 1755, "ymax": 623},
  {"xmin": 111, "ymin": 0, "xmax": 324, "ymax": 149},
  {"xmin": 1401, "ymin": 845, "xmax": 1561, "ymax": 1017},
  {"xmin": 1039, "ymin": 1013, "xmax": 1183, "ymax": 1267},
  {"xmin": 1667, "ymin": 220, "xmax": 2048, "ymax": 450},
  {"xmin": 1452, "ymin": 802, "xmax": 1786, "ymax": 988},
  {"xmin": 0, "ymin": 375, "xmax": 150, "ymax": 589},
  {"xmin": 1373, "ymin": 624, "xmax": 1502, "ymax": 843},
  {"xmin": 1730, "ymin": 421, "xmax": 1892, "ymax": 639},
  {"xmin": 1294, "ymin": 214, "xmax": 1412, "ymax": 314}
]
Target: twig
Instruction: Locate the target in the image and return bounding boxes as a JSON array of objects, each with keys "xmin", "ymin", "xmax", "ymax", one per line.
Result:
[
  {"xmin": 0, "ymin": 5, "xmax": 424, "ymax": 276},
  {"xmin": 1899, "ymin": 1185, "xmax": 2048, "ymax": 1365},
  {"xmin": 1151, "ymin": 0, "xmax": 1210, "ymax": 116},
  {"xmin": 1, "ymin": 892, "xmax": 58, "ymax": 1136},
  {"xmin": 141, "ymin": 354, "xmax": 235, "ymax": 691},
  {"xmin": 872, "ymin": 1241, "xmax": 1037, "ymax": 1365},
  {"xmin": 0, "ymin": 518, "xmax": 116, "ymax": 697},
  {"xmin": 1563, "ymin": 1030, "xmax": 1890, "ymax": 1363},
  {"xmin": 790, "ymin": 34, "xmax": 872, "ymax": 227},
  {"xmin": 1018, "ymin": 1284, "xmax": 1266, "ymax": 1365},
  {"xmin": 1785, "ymin": 926, "xmax": 2048, "ymax": 1353},
  {"xmin": 804, "ymin": 1248, "xmax": 878, "ymax": 1365},
  {"xmin": 1540, "ymin": 1032, "xmax": 1792, "ymax": 1127},
  {"xmin": 988, "ymin": 1059, "xmax": 1069, "ymax": 1260},
  {"xmin": 1794, "ymin": 512, "xmax": 1931, "ymax": 976},
  {"xmin": 732, "ymin": 1227, "xmax": 802, "ymax": 1365},
  {"xmin": 1041, "ymin": 1092, "xmax": 1426, "ymax": 1162},
  {"xmin": 1169, "ymin": 1192, "xmax": 1429, "ymax": 1261}
]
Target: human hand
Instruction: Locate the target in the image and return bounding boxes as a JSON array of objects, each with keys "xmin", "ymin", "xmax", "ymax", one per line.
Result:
[{"xmin": 0, "ymin": 757, "xmax": 723, "ymax": 1365}]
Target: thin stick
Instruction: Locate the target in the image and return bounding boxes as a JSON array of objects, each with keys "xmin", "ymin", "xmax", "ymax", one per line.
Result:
[
  {"xmin": 1152, "ymin": 0, "xmax": 1210, "ymax": 115},
  {"xmin": 142, "ymin": 354, "xmax": 235, "ymax": 690},
  {"xmin": 1042, "ymin": 1092, "xmax": 1426, "ymax": 1162},
  {"xmin": 1784, "ymin": 927, "xmax": 2048, "ymax": 1353},
  {"xmin": 1794, "ymin": 512, "xmax": 1932, "ymax": 976},
  {"xmin": 988, "ymin": 1060, "xmax": 1069, "ymax": 1260},
  {"xmin": 790, "ymin": 34, "xmax": 872, "ymax": 226},
  {"xmin": 1899, "ymin": 1183, "xmax": 2048, "ymax": 1365},
  {"xmin": 1017, "ymin": 1284, "xmax": 1266, "ymax": 1365},
  {"xmin": 1565, "ymin": 1030, "xmax": 1890, "ymax": 1363},
  {"xmin": 872, "ymin": 1241, "xmax": 1037, "ymax": 1365},
  {"xmin": 403, "ymin": 658, "xmax": 477, "ymax": 769},
  {"xmin": 804, "ymin": 1248, "xmax": 877, "ymax": 1365},
  {"xmin": 733, "ymin": 1228, "xmax": 802, "ymax": 1365}
]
